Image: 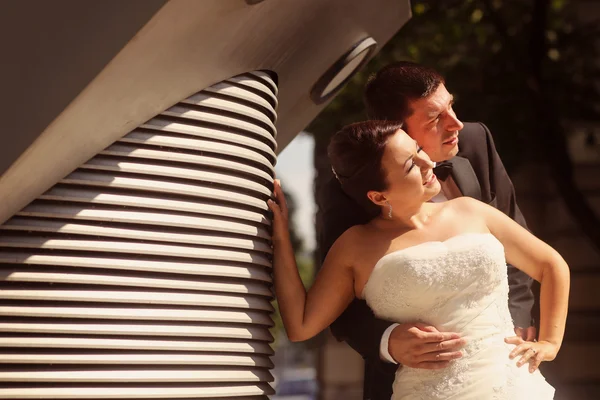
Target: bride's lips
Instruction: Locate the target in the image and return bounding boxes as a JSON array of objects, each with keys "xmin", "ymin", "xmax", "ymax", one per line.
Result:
[
  {"xmin": 423, "ymin": 173, "xmax": 437, "ymax": 186},
  {"xmin": 443, "ymin": 135, "xmax": 459, "ymax": 146}
]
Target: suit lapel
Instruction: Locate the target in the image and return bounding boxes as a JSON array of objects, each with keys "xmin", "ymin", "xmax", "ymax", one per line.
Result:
[{"xmin": 448, "ymin": 156, "xmax": 482, "ymax": 201}]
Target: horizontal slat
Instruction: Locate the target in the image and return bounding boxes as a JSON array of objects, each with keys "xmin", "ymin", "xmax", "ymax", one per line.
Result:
[
  {"xmin": 40, "ymin": 187, "xmax": 270, "ymax": 224},
  {"xmin": 247, "ymin": 71, "xmax": 278, "ymax": 97},
  {"xmin": 18, "ymin": 203, "xmax": 270, "ymax": 238},
  {"xmin": 0, "ymin": 290, "xmax": 273, "ymax": 311},
  {"xmin": 0, "ymin": 337, "xmax": 273, "ymax": 354},
  {"xmin": 0, "ymin": 383, "xmax": 274, "ymax": 398},
  {"xmin": 205, "ymin": 82, "xmax": 276, "ymax": 121},
  {"xmin": 0, "ymin": 253, "xmax": 272, "ymax": 281},
  {"xmin": 120, "ymin": 131, "xmax": 274, "ymax": 173},
  {"xmin": 159, "ymin": 106, "xmax": 276, "ymax": 148},
  {"xmin": 0, "ymin": 322, "xmax": 273, "ymax": 340},
  {"xmin": 0, "ymin": 368, "xmax": 274, "ymax": 383},
  {"xmin": 181, "ymin": 93, "xmax": 276, "ymax": 134},
  {"xmin": 152, "ymin": 109, "xmax": 276, "ymax": 153},
  {"xmin": 61, "ymin": 171, "xmax": 270, "ymax": 211},
  {"xmin": 0, "ymin": 269, "xmax": 272, "ymax": 295},
  {"xmin": 101, "ymin": 144, "xmax": 273, "ymax": 182},
  {"xmin": 0, "ymin": 237, "xmax": 271, "ymax": 267},
  {"xmin": 0, "ymin": 306, "xmax": 273, "ymax": 325},
  {"xmin": 226, "ymin": 76, "xmax": 278, "ymax": 108},
  {"xmin": 1, "ymin": 218, "xmax": 272, "ymax": 253},
  {"xmin": 0, "ymin": 353, "xmax": 274, "ymax": 367},
  {"xmin": 82, "ymin": 157, "xmax": 272, "ymax": 196}
]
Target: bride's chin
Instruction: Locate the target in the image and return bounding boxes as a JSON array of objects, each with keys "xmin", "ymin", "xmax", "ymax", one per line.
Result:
[{"xmin": 424, "ymin": 185, "xmax": 441, "ymax": 202}]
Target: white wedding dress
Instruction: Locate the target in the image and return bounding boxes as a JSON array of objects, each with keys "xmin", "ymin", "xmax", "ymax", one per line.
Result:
[{"xmin": 362, "ymin": 232, "xmax": 555, "ymax": 399}]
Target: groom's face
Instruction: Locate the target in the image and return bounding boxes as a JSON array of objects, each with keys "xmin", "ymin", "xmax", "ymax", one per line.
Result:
[{"xmin": 403, "ymin": 84, "xmax": 464, "ymax": 162}]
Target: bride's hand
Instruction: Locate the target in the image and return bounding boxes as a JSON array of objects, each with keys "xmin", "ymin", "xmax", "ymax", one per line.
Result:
[
  {"xmin": 267, "ymin": 179, "xmax": 290, "ymax": 243},
  {"xmin": 505, "ymin": 336, "xmax": 560, "ymax": 373}
]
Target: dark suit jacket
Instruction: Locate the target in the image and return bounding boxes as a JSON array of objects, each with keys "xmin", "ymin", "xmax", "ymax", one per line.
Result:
[{"xmin": 316, "ymin": 122, "xmax": 535, "ymax": 400}]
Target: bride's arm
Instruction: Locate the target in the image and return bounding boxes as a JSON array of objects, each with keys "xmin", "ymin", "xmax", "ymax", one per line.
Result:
[
  {"xmin": 467, "ymin": 198, "xmax": 570, "ymax": 372},
  {"xmin": 268, "ymin": 180, "xmax": 356, "ymax": 342}
]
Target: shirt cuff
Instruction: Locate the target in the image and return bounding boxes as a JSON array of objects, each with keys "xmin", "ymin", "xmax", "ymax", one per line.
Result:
[{"xmin": 379, "ymin": 323, "xmax": 400, "ymax": 364}]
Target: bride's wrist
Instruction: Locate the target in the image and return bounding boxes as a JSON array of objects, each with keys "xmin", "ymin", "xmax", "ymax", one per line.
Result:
[
  {"xmin": 537, "ymin": 339, "xmax": 561, "ymax": 358},
  {"xmin": 538, "ymin": 337, "xmax": 561, "ymax": 347}
]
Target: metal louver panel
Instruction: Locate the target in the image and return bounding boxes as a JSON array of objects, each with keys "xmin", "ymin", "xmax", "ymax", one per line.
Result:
[{"xmin": 0, "ymin": 71, "xmax": 277, "ymax": 399}]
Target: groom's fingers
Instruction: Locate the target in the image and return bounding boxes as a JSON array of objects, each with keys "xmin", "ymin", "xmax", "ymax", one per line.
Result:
[
  {"xmin": 416, "ymin": 350, "xmax": 463, "ymax": 363},
  {"xmin": 389, "ymin": 323, "xmax": 461, "ymax": 368},
  {"xmin": 504, "ymin": 336, "xmax": 525, "ymax": 346},
  {"xmin": 417, "ymin": 330, "xmax": 461, "ymax": 343},
  {"xmin": 421, "ymin": 338, "xmax": 466, "ymax": 354},
  {"xmin": 414, "ymin": 323, "xmax": 440, "ymax": 333}
]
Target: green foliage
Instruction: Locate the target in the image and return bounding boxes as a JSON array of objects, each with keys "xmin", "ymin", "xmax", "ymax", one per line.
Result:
[{"xmin": 308, "ymin": 0, "xmax": 600, "ymax": 172}]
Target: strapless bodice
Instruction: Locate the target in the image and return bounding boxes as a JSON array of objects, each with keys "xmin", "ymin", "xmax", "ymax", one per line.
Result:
[{"xmin": 363, "ymin": 233, "xmax": 554, "ymax": 399}]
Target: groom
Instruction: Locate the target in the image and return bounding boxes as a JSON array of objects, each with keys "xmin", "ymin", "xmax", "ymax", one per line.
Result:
[{"xmin": 317, "ymin": 61, "xmax": 536, "ymax": 400}]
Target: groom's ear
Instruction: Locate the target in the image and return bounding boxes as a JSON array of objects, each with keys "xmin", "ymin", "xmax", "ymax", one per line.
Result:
[{"xmin": 367, "ymin": 190, "xmax": 387, "ymax": 207}]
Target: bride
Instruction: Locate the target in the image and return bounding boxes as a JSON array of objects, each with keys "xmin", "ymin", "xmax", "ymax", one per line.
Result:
[{"xmin": 267, "ymin": 120, "xmax": 569, "ymax": 399}]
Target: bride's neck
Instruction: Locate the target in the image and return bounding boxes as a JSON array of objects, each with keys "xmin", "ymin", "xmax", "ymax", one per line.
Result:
[{"xmin": 386, "ymin": 202, "xmax": 437, "ymax": 230}]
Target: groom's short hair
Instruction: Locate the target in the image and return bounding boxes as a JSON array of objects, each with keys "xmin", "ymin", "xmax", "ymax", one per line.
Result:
[{"xmin": 364, "ymin": 61, "xmax": 445, "ymax": 121}]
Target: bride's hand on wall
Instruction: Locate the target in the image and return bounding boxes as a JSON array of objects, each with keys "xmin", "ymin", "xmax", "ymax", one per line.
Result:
[
  {"xmin": 267, "ymin": 179, "xmax": 290, "ymax": 244},
  {"xmin": 505, "ymin": 336, "xmax": 559, "ymax": 373}
]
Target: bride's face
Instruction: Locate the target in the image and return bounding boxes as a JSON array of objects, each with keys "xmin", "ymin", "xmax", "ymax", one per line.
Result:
[{"xmin": 369, "ymin": 129, "xmax": 441, "ymax": 211}]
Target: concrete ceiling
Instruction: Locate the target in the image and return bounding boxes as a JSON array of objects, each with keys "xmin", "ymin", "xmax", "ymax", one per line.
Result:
[
  {"xmin": 0, "ymin": 0, "xmax": 167, "ymax": 176},
  {"xmin": 0, "ymin": 0, "xmax": 411, "ymax": 224}
]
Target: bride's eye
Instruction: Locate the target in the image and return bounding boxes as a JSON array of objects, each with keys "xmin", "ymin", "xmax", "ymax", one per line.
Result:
[{"xmin": 407, "ymin": 147, "xmax": 423, "ymax": 173}]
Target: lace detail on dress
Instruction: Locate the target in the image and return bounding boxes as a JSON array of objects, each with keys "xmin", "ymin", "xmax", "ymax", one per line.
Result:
[
  {"xmin": 364, "ymin": 233, "xmax": 505, "ymax": 324},
  {"xmin": 403, "ymin": 361, "xmax": 469, "ymax": 400},
  {"xmin": 363, "ymin": 233, "xmax": 555, "ymax": 400}
]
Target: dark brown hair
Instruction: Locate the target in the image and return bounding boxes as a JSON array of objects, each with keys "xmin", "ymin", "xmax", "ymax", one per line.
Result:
[
  {"xmin": 327, "ymin": 120, "xmax": 403, "ymax": 216},
  {"xmin": 364, "ymin": 61, "xmax": 445, "ymax": 121}
]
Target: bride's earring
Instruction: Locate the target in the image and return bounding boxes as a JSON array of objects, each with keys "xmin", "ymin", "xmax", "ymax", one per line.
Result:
[{"xmin": 385, "ymin": 200, "xmax": 393, "ymax": 219}]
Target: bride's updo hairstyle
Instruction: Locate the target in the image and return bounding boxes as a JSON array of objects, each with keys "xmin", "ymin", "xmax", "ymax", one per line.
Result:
[
  {"xmin": 316, "ymin": 120, "xmax": 403, "ymax": 261},
  {"xmin": 328, "ymin": 120, "xmax": 403, "ymax": 216}
]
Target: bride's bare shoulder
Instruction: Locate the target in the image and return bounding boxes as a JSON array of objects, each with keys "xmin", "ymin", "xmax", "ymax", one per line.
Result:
[
  {"xmin": 337, "ymin": 223, "xmax": 370, "ymax": 245},
  {"xmin": 447, "ymin": 196, "xmax": 484, "ymax": 211},
  {"xmin": 327, "ymin": 224, "xmax": 371, "ymax": 261},
  {"xmin": 442, "ymin": 197, "xmax": 492, "ymax": 220}
]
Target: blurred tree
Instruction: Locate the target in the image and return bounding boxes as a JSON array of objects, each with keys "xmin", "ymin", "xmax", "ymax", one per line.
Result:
[{"xmin": 309, "ymin": 0, "xmax": 600, "ymax": 256}]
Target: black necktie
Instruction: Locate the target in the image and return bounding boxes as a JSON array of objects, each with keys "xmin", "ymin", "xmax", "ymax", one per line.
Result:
[{"xmin": 433, "ymin": 161, "xmax": 453, "ymax": 181}]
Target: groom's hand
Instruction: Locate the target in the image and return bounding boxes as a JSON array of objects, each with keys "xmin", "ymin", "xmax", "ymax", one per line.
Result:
[
  {"xmin": 513, "ymin": 326, "xmax": 537, "ymax": 341},
  {"xmin": 388, "ymin": 322, "xmax": 466, "ymax": 370}
]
